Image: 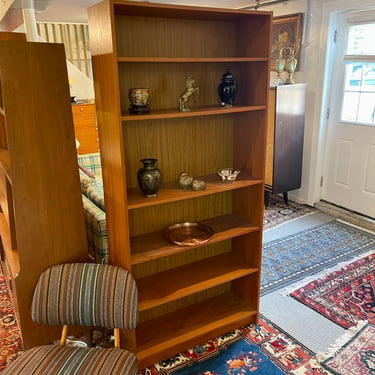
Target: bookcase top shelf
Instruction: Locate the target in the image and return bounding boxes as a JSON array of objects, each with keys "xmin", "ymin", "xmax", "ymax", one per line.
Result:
[
  {"xmin": 118, "ymin": 57, "xmax": 269, "ymax": 63},
  {"xmin": 113, "ymin": 0, "xmax": 271, "ymax": 19}
]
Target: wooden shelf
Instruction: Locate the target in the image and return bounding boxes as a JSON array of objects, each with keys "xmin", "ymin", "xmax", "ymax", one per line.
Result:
[
  {"xmin": 131, "ymin": 214, "xmax": 259, "ymax": 265},
  {"xmin": 121, "ymin": 105, "xmax": 266, "ymax": 122},
  {"xmin": 136, "ymin": 292, "xmax": 257, "ymax": 368},
  {"xmin": 118, "ymin": 57, "xmax": 268, "ymax": 63},
  {"xmin": 113, "ymin": 0, "xmax": 270, "ymax": 21},
  {"xmin": 128, "ymin": 174, "xmax": 263, "ymax": 209},
  {"xmin": 137, "ymin": 252, "xmax": 258, "ymax": 311}
]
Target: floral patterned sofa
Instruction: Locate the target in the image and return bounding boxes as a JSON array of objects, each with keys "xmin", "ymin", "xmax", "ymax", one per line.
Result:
[{"xmin": 77, "ymin": 153, "xmax": 108, "ymax": 264}]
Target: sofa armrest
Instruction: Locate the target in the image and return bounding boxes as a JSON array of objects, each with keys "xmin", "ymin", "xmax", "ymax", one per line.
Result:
[{"xmin": 82, "ymin": 195, "xmax": 108, "ymax": 264}]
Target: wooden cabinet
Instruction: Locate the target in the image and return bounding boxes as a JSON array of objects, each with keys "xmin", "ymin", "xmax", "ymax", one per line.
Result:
[
  {"xmin": 88, "ymin": 0, "xmax": 271, "ymax": 368},
  {"xmin": 72, "ymin": 102, "xmax": 99, "ymax": 154},
  {"xmin": 265, "ymin": 83, "xmax": 307, "ymax": 205},
  {"xmin": 0, "ymin": 40, "xmax": 89, "ymax": 349}
]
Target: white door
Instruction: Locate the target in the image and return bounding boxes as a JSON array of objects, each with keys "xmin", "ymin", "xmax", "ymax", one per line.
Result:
[{"xmin": 322, "ymin": 11, "xmax": 375, "ymax": 218}]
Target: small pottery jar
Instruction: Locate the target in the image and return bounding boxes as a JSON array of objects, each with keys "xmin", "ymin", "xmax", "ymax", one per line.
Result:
[
  {"xmin": 128, "ymin": 88, "xmax": 150, "ymax": 114},
  {"xmin": 177, "ymin": 172, "xmax": 193, "ymax": 189},
  {"xmin": 137, "ymin": 158, "xmax": 162, "ymax": 197},
  {"xmin": 129, "ymin": 88, "xmax": 149, "ymax": 106},
  {"xmin": 218, "ymin": 69, "xmax": 238, "ymax": 107}
]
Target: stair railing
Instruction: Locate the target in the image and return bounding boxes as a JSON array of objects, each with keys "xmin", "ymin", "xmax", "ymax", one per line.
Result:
[{"xmin": 36, "ymin": 22, "xmax": 92, "ymax": 80}]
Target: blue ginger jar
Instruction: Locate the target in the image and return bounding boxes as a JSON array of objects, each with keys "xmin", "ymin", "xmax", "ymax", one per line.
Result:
[{"xmin": 218, "ymin": 69, "xmax": 238, "ymax": 107}]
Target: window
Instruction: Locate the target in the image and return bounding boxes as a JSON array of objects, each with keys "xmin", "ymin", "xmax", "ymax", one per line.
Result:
[{"xmin": 341, "ymin": 23, "xmax": 375, "ymax": 125}]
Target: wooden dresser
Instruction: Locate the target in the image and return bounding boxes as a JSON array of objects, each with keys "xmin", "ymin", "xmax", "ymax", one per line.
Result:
[
  {"xmin": 72, "ymin": 102, "xmax": 99, "ymax": 154},
  {"xmin": 265, "ymin": 83, "xmax": 307, "ymax": 205}
]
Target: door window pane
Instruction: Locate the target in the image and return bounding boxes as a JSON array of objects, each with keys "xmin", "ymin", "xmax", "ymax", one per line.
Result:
[
  {"xmin": 347, "ymin": 24, "xmax": 375, "ymax": 55},
  {"xmin": 342, "ymin": 91, "xmax": 359, "ymax": 121},
  {"xmin": 357, "ymin": 92, "xmax": 375, "ymax": 123},
  {"xmin": 341, "ymin": 23, "xmax": 375, "ymax": 125}
]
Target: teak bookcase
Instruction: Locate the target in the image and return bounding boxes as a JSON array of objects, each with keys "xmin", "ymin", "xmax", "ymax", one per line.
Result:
[
  {"xmin": 0, "ymin": 39, "xmax": 89, "ymax": 348},
  {"xmin": 88, "ymin": 1, "xmax": 272, "ymax": 368}
]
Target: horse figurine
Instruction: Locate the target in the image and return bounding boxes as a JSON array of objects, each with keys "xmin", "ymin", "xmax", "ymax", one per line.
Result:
[{"xmin": 179, "ymin": 76, "xmax": 199, "ymax": 111}]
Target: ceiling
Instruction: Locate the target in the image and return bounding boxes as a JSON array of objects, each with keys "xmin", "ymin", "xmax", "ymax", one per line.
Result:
[{"xmin": 20, "ymin": 0, "xmax": 258, "ymax": 24}]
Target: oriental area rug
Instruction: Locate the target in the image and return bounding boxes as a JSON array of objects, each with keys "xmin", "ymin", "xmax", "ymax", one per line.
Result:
[
  {"xmin": 263, "ymin": 195, "xmax": 316, "ymax": 231},
  {"xmin": 290, "ymin": 252, "xmax": 375, "ymax": 329},
  {"xmin": 318, "ymin": 322, "xmax": 375, "ymax": 375},
  {"xmin": 0, "ymin": 270, "xmax": 23, "ymax": 372},
  {"xmin": 140, "ymin": 314, "xmax": 330, "ymax": 375},
  {"xmin": 261, "ymin": 220, "xmax": 375, "ymax": 295}
]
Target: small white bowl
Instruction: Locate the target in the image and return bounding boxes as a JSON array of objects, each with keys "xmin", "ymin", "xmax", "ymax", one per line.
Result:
[{"xmin": 217, "ymin": 168, "xmax": 240, "ymax": 183}]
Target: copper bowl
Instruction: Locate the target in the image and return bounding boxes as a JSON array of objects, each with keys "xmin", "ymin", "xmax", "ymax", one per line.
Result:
[{"xmin": 165, "ymin": 222, "xmax": 214, "ymax": 246}]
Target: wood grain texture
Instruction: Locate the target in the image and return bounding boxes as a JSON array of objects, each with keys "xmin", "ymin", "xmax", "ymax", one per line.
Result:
[
  {"xmin": 0, "ymin": 40, "xmax": 88, "ymax": 349},
  {"xmin": 265, "ymin": 89, "xmax": 276, "ymax": 186},
  {"xmin": 72, "ymin": 103, "xmax": 99, "ymax": 154},
  {"xmin": 136, "ymin": 292, "xmax": 258, "ymax": 368}
]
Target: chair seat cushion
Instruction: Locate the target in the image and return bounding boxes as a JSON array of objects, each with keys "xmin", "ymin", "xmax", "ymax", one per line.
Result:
[{"xmin": 2, "ymin": 345, "xmax": 137, "ymax": 375}]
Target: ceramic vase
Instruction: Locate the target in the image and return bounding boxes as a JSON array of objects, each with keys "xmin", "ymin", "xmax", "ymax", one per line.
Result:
[
  {"xmin": 274, "ymin": 57, "xmax": 285, "ymax": 81},
  {"xmin": 285, "ymin": 56, "xmax": 297, "ymax": 84},
  {"xmin": 128, "ymin": 88, "xmax": 150, "ymax": 114},
  {"xmin": 137, "ymin": 158, "xmax": 162, "ymax": 197},
  {"xmin": 218, "ymin": 69, "xmax": 238, "ymax": 107}
]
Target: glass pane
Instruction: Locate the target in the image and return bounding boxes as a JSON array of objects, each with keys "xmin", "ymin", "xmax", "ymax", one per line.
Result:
[
  {"xmin": 342, "ymin": 91, "xmax": 359, "ymax": 122},
  {"xmin": 362, "ymin": 65, "xmax": 375, "ymax": 92},
  {"xmin": 345, "ymin": 63, "xmax": 363, "ymax": 91},
  {"xmin": 342, "ymin": 62, "xmax": 375, "ymax": 124},
  {"xmin": 347, "ymin": 24, "xmax": 375, "ymax": 55},
  {"xmin": 357, "ymin": 92, "xmax": 375, "ymax": 124},
  {"xmin": 341, "ymin": 21, "xmax": 375, "ymax": 125}
]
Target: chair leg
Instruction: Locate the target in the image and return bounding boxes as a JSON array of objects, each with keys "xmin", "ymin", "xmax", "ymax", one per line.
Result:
[
  {"xmin": 60, "ymin": 325, "xmax": 68, "ymax": 345},
  {"xmin": 113, "ymin": 328, "xmax": 120, "ymax": 349}
]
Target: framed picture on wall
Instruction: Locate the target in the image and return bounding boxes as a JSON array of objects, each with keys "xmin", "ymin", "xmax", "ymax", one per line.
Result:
[{"xmin": 271, "ymin": 13, "xmax": 303, "ymax": 71}]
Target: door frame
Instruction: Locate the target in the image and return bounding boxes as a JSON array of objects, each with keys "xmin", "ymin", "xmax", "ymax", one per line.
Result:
[{"xmin": 309, "ymin": 0, "xmax": 375, "ymax": 209}]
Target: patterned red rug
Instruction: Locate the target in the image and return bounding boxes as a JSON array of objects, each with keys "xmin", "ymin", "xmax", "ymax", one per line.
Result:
[
  {"xmin": 318, "ymin": 322, "xmax": 375, "ymax": 375},
  {"xmin": 290, "ymin": 252, "xmax": 375, "ymax": 328},
  {"xmin": 0, "ymin": 268, "xmax": 23, "ymax": 372},
  {"xmin": 139, "ymin": 314, "xmax": 330, "ymax": 375}
]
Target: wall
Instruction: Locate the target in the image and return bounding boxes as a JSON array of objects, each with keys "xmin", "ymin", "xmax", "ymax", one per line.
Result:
[
  {"xmin": 67, "ymin": 62, "xmax": 95, "ymax": 100},
  {"xmin": 260, "ymin": 0, "xmax": 321, "ymax": 206},
  {"xmin": 15, "ymin": 23, "xmax": 95, "ymax": 101},
  {"xmin": 261, "ymin": 0, "xmax": 375, "ymax": 206}
]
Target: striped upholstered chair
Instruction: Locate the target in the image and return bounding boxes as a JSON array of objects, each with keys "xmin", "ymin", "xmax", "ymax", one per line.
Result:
[{"xmin": 2, "ymin": 263, "xmax": 138, "ymax": 375}]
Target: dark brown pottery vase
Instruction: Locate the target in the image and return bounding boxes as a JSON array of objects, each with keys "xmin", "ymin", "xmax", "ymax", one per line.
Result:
[{"xmin": 137, "ymin": 158, "xmax": 162, "ymax": 197}]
